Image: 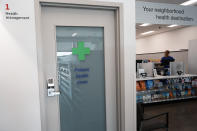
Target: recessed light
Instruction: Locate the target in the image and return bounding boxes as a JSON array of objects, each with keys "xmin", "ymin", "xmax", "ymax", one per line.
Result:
[
  {"xmin": 167, "ymin": 25, "xmax": 179, "ymax": 28},
  {"xmin": 139, "ymin": 23, "xmax": 152, "ymax": 27},
  {"xmin": 141, "ymin": 31, "xmax": 155, "ymax": 35},
  {"xmin": 72, "ymin": 33, "xmax": 77, "ymax": 37},
  {"xmin": 57, "ymin": 52, "xmax": 72, "ymax": 56},
  {"xmin": 181, "ymin": 0, "xmax": 197, "ymax": 6}
]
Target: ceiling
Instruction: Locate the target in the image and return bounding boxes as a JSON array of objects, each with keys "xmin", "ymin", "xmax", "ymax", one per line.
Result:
[
  {"xmin": 136, "ymin": 0, "xmax": 196, "ymax": 39},
  {"xmin": 136, "ymin": 24, "xmax": 187, "ymax": 39}
]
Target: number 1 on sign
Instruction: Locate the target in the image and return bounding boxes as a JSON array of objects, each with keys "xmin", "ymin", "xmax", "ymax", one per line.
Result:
[{"xmin": 6, "ymin": 4, "xmax": 10, "ymax": 10}]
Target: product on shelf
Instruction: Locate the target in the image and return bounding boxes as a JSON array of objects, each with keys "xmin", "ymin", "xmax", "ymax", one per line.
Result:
[
  {"xmin": 166, "ymin": 92, "xmax": 170, "ymax": 99},
  {"xmin": 136, "ymin": 75, "xmax": 197, "ymax": 103},
  {"xmin": 169, "ymin": 91, "xmax": 173, "ymax": 98},
  {"xmin": 192, "ymin": 79, "xmax": 197, "ymax": 88},
  {"xmin": 136, "ymin": 82, "xmax": 141, "ymax": 91},
  {"xmin": 184, "ymin": 77, "xmax": 191, "ymax": 83},
  {"xmin": 188, "ymin": 90, "xmax": 192, "ymax": 96},
  {"xmin": 162, "ymin": 92, "xmax": 170, "ymax": 99},
  {"xmin": 137, "ymin": 95, "xmax": 143, "ymax": 103},
  {"xmin": 146, "ymin": 80, "xmax": 154, "ymax": 90},
  {"xmin": 191, "ymin": 89, "xmax": 195, "ymax": 96},
  {"xmin": 140, "ymin": 81, "xmax": 146, "ymax": 91},
  {"xmin": 154, "ymin": 80, "xmax": 163, "ymax": 89},
  {"xmin": 181, "ymin": 91, "xmax": 185, "ymax": 97},
  {"xmin": 173, "ymin": 91, "xmax": 177, "ymax": 98},
  {"xmin": 143, "ymin": 94, "xmax": 151, "ymax": 102},
  {"xmin": 176, "ymin": 90, "xmax": 181, "ymax": 97}
]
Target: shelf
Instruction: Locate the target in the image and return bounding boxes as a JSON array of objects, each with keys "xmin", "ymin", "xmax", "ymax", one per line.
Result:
[
  {"xmin": 136, "ymin": 74, "xmax": 197, "ymax": 81},
  {"xmin": 142, "ymin": 96, "xmax": 197, "ymax": 104},
  {"xmin": 137, "ymin": 88, "xmax": 169, "ymax": 95}
]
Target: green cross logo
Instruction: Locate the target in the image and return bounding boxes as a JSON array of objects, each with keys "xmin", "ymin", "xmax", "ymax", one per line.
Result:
[{"xmin": 72, "ymin": 41, "xmax": 90, "ymax": 61}]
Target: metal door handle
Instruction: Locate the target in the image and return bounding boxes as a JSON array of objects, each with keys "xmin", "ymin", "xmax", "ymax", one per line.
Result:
[
  {"xmin": 48, "ymin": 88, "xmax": 60, "ymax": 97},
  {"xmin": 47, "ymin": 78, "xmax": 60, "ymax": 97}
]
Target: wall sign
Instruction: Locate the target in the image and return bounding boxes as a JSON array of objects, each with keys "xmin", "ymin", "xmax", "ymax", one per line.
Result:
[
  {"xmin": 74, "ymin": 67, "xmax": 90, "ymax": 85},
  {"xmin": 72, "ymin": 41, "xmax": 90, "ymax": 61},
  {"xmin": 136, "ymin": 1, "xmax": 197, "ymax": 25},
  {"xmin": 0, "ymin": 1, "xmax": 30, "ymax": 21},
  {"xmin": 5, "ymin": 4, "xmax": 10, "ymax": 10}
]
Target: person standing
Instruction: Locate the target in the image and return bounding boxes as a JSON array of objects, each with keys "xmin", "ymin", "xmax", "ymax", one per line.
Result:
[{"xmin": 161, "ymin": 50, "xmax": 175, "ymax": 68}]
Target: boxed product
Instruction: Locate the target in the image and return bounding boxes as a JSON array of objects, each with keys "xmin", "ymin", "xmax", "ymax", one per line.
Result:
[
  {"xmin": 192, "ymin": 79, "xmax": 197, "ymax": 88},
  {"xmin": 146, "ymin": 80, "xmax": 154, "ymax": 90},
  {"xmin": 188, "ymin": 85, "xmax": 192, "ymax": 90},
  {"xmin": 140, "ymin": 81, "xmax": 146, "ymax": 91},
  {"xmin": 166, "ymin": 92, "xmax": 170, "ymax": 99},
  {"xmin": 170, "ymin": 91, "xmax": 173, "ymax": 98},
  {"xmin": 174, "ymin": 84, "xmax": 178, "ymax": 90},
  {"xmin": 151, "ymin": 94, "xmax": 157, "ymax": 101},
  {"xmin": 181, "ymin": 91, "xmax": 185, "ymax": 97},
  {"xmin": 143, "ymin": 94, "xmax": 151, "ymax": 102},
  {"xmin": 154, "ymin": 80, "xmax": 163, "ymax": 89},
  {"xmin": 191, "ymin": 89, "xmax": 195, "ymax": 96},
  {"xmin": 162, "ymin": 92, "xmax": 170, "ymax": 99},
  {"xmin": 185, "ymin": 90, "xmax": 188, "ymax": 96},
  {"xmin": 176, "ymin": 90, "xmax": 181, "ymax": 97},
  {"xmin": 136, "ymin": 82, "xmax": 141, "ymax": 91},
  {"xmin": 161, "ymin": 93, "xmax": 166, "ymax": 99},
  {"xmin": 137, "ymin": 95, "xmax": 143, "ymax": 103},
  {"xmin": 184, "ymin": 77, "xmax": 191, "ymax": 83},
  {"xmin": 188, "ymin": 90, "xmax": 192, "ymax": 96},
  {"xmin": 173, "ymin": 91, "xmax": 177, "ymax": 98}
]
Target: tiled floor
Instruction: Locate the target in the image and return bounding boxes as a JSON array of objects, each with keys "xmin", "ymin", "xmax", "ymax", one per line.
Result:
[{"xmin": 143, "ymin": 100, "xmax": 197, "ymax": 131}]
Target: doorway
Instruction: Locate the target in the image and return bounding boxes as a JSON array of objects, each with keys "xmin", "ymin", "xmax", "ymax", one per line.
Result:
[{"xmin": 36, "ymin": 1, "xmax": 123, "ymax": 131}]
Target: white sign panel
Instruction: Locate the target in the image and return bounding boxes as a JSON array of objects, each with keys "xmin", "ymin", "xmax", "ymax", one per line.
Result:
[{"xmin": 136, "ymin": 1, "xmax": 197, "ymax": 25}]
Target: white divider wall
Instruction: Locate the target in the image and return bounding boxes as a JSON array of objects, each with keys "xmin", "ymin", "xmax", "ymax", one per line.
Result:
[
  {"xmin": 188, "ymin": 39, "xmax": 197, "ymax": 74},
  {"xmin": 0, "ymin": 0, "xmax": 41, "ymax": 131}
]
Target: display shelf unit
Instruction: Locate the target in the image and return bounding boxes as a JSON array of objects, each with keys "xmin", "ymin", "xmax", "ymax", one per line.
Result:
[
  {"xmin": 143, "ymin": 96, "xmax": 197, "ymax": 104},
  {"xmin": 137, "ymin": 88, "xmax": 168, "ymax": 95},
  {"xmin": 136, "ymin": 74, "xmax": 197, "ymax": 81},
  {"xmin": 136, "ymin": 74, "xmax": 197, "ymax": 104}
]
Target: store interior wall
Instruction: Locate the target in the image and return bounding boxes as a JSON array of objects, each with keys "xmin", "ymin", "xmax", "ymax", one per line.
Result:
[
  {"xmin": 136, "ymin": 26, "xmax": 197, "ymax": 54},
  {"xmin": 0, "ymin": 0, "xmax": 41, "ymax": 131},
  {"xmin": 188, "ymin": 39, "xmax": 197, "ymax": 74},
  {"xmin": 136, "ymin": 1, "xmax": 197, "ymax": 131}
]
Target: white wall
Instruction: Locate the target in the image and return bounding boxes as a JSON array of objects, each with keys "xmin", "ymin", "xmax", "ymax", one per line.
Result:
[
  {"xmin": 0, "ymin": 0, "xmax": 136, "ymax": 131},
  {"xmin": 188, "ymin": 39, "xmax": 197, "ymax": 74},
  {"xmin": 0, "ymin": 0, "xmax": 41, "ymax": 131},
  {"xmin": 136, "ymin": 26, "xmax": 197, "ymax": 54}
]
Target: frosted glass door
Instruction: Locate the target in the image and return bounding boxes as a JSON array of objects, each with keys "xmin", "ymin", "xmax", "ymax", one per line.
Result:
[{"xmin": 56, "ymin": 27, "xmax": 106, "ymax": 131}]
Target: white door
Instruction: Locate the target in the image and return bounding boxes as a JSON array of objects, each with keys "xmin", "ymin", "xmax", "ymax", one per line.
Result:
[{"xmin": 41, "ymin": 5, "xmax": 117, "ymax": 131}]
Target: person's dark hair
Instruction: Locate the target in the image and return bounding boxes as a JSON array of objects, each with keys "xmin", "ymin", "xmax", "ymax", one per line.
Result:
[{"xmin": 164, "ymin": 50, "xmax": 170, "ymax": 57}]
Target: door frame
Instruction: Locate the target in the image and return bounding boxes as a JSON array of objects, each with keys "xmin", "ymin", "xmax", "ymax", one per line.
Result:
[{"xmin": 34, "ymin": 0, "xmax": 125, "ymax": 131}]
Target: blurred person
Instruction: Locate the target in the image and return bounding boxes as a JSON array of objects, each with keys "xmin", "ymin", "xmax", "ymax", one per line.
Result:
[{"xmin": 161, "ymin": 50, "xmax": 175, "ymax": 68}]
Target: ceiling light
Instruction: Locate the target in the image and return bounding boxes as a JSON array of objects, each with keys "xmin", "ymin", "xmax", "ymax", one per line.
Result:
[
  {"xmin": 139, "ymin": 23, "xmax": 151, "ymax": 27},
  {"xmin": 57, "ymin": 52, "xmax": 72, "ymax": 56},
  {"xmin": 72, "ymin": 33, "xmax": 77, "ymax": 37},
  {"xmin": 141, "ymin": 31, "xmax": 155, "ymax": 35},
  {"xmin": 181, "ymin": 0, "xmax": 197, "ymax": 6},
  {"xmin": 167, "ymin": 24, "xmax": 179, "ymax": 28}
]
